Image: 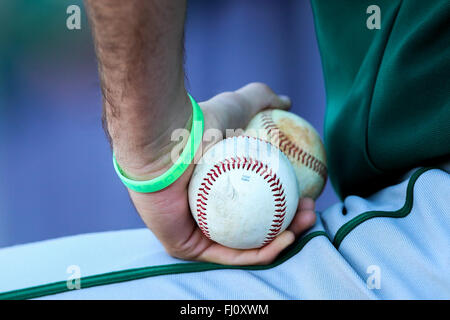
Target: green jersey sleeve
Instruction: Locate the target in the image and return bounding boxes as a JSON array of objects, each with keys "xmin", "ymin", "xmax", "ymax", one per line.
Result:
[{"xmin": 311, "ymin": 0, "xmax": 450, "ymax": 198}]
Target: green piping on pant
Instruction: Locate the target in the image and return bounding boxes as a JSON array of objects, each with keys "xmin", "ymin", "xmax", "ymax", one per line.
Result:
[
  {"xmin": 0, "ymin": 231, "xmax": 328, "ymax": 300},
  {"xmin": 1, "ymin": 167, "xmax": 434, "ymax": 300},
  {"xmin": 332, "ymin": 167, "xmax": 433, "ymax": 249}
]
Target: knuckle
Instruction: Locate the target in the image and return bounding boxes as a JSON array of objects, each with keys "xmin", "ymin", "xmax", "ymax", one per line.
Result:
[
  {"xmin": 214, "ymin": 91, "xmax": 242, "ymax": 107},
  {"xmin": 165, "ymin": 247, "xmax": 186, "ymax": 260},
  {"xmin": 164, "ymin": 243, "xmax": 195, "ymax": 261},
  {"xmin": 216, "ymin": 91, "xmax": 236, "ymax": 100},
  {"xmin": 247, "ymin": 82, "xmax": 273, "ymax": 94}
]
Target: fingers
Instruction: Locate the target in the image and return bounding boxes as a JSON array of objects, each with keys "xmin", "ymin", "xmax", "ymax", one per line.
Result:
[
  {"xmin": 235, "ymin": 82, "xmax": 291, "ymax": 116},
  {"xmin": 287, "ymin": 198, "xmax": 316, "ymax": 237},
  {"xmin": 200, "ymin": 82, "xmax": 291, "ymax": 139},
  {"xmin": 196, "ymin": 230, "xmax": 295, "ymax": 266},
  {"xmin": 194, "ymin": 198, "xmax": 316, "ymax": 266}
]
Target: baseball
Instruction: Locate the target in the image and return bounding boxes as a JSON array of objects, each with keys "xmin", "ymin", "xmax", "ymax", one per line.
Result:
[
  {"xmin": 245, "ymin": 109, "xmax": 327, "ymax": 199},
  {"xmin": 188, "ymin": 136, "xmax": 299, "ymax": 249}
]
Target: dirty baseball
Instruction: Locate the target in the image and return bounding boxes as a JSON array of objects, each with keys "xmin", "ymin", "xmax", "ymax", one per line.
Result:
[
  {"xmin": 188, "ymin": 136, "xmax": 299, "ymax": 249},
  {"xmin": 246, "ymin": 109, "xmax": 327, "ymax": 199}
]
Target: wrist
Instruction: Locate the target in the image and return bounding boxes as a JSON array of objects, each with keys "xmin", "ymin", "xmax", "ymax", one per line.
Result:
[{"xmin": 112, "ymin": 92, "xmax": 192, "ymax": 181}]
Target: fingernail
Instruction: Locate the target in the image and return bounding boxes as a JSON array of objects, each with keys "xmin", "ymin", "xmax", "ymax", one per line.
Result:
[{"xmin": 278, "ymin": 95, "xmax": 291, "ymax": 105}]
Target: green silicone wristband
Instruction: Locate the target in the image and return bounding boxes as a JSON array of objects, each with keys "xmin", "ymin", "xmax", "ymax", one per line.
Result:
[{"xmin": 112, "ymin": 93, "xmax": 204, "ymax": 193}]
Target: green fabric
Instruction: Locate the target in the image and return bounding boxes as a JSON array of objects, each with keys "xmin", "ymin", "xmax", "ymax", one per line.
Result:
[
  {"xmin": 311, "ymin": 0, "xmax": 450, "ymax": 198},
  {"xmin": 333, "ymin": 167, "xmax": 432, "ymax": 249}
]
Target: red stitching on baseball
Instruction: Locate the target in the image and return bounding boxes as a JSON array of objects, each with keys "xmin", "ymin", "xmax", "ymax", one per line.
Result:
[
  {"xmin": 260, "ymin": 111, "xmax": 327, "ymax": 181},
  {"xmin": 196, "ymin": 143, "xmax": 287, "ymax": 246},
  {"xmin": 200, "ymin": 183, "xmax": 211, "ymax": 190},
  {"xmin": 203, "ymin": 177, "xmax": 213, "ymax": 185}
]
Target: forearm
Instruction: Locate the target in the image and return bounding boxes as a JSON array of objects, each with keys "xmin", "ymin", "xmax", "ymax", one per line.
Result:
[{"xmin": 85, "ymin": 0, "xmax": 190, "ymax": 178}]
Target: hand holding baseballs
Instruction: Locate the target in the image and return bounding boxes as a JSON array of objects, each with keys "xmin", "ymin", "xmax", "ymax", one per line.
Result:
[{"xmin": 128, "ymin": 83, "xmax": 318, "ymax": 265}]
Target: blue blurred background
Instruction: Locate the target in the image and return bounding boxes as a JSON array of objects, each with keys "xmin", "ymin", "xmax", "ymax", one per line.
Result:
[{"xmin": 0, "ymin": 0, "xmax": 338, "ymax": 248}]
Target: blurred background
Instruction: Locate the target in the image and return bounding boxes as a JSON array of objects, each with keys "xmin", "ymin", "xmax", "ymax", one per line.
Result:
[{"xmin": 0, "ymin": 0, "xmax": 338, "ymax": 248}]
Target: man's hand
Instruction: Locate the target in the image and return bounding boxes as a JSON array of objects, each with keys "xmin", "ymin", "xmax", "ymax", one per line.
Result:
[
  {"xmin": 126, "ymin": 83, "xmax": 317, "ymax": 265},
  {"xmin": 84, "ymin": 1, "xmax": 316, "ymax": 265}
]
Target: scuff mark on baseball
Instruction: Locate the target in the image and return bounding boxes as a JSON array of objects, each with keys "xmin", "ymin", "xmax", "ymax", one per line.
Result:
[{"xmin": 245, "ymin": 109, "xmax": 327, "ymax": 199}]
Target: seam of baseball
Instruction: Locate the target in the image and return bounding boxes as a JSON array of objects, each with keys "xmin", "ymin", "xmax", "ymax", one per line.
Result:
[
  {"xmin": 260, "ymin": 111, "xmax": 327, "ymax": 181},
  {"xmin": 196, "ymin": 147, "xmax": 287, "ymax": 246}
]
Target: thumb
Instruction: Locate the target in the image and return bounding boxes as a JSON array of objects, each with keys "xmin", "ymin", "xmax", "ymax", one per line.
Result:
[{"xmin": 235, "ymin": 82, "xmax": 292, "ymax": 116}]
